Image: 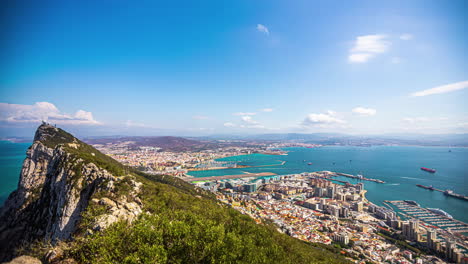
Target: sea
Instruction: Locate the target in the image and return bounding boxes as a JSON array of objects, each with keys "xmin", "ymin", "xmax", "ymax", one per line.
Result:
[
  {"xmin": 188, "ymin": 146, "xmax": 468, "ymax": 223},
  {"xmin": 0, "ymin": 141, "xmax": 30, "ymax": 204},
  {"xmin": 1, "ymin": 142, "xmax": 467, "ymax": 223}
]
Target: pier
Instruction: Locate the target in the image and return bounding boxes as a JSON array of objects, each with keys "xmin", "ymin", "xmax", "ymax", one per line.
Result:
[
  {"xmin": 184, "ymin": 172, "xmax": 277, "ymax": 182},
  {"xmin": 335, "ymin": 172, "xmax": 385, "ymax": 183},
  {"xmin": 416, "ymin": 184, "xmax": 468, "ymax": 201}
]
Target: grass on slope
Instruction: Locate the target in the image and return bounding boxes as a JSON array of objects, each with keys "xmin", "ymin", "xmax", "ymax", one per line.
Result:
[{"xmin": 68, "ymin": 172, "xmax": 350, "ymax": 264}]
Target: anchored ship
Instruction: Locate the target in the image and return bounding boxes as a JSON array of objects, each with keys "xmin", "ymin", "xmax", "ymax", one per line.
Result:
[{"xmin": 421, "ymin": 167, "xmax": 436, "ymax": 173}]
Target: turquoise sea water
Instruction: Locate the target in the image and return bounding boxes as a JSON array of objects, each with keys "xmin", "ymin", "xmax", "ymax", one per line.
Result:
[
  {"xmin": 1, "ymin": 143, "xmax": 467, "ymax": 222},
  {"xmin": 188, "ymin": 146, "xmax": 468, "ymax": 223},
  {"xmin": 0, "ymin": 141, "xmax": 30, "ymax": 205}
]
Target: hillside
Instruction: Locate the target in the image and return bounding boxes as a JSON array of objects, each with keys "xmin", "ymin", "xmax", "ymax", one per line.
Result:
[{"xmin": 0, "ymin": 124, "xmax": 350, "ymax": 263}]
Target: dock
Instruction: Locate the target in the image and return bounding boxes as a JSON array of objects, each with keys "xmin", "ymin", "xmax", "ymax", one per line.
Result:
[
  {"xmin": 416, "ymin": 184, "xmax": 468, "ymax": 201},
  {"xmin": 335, "ymin": 172, "xmax": 385, "ymax": 183},
  {"xmin": 184, "ymin": 172, "xmax": 277, "ymax": 182},
  {"xmin": 387, "ymin": 200, "xmax": 468, "ymax": 236}
]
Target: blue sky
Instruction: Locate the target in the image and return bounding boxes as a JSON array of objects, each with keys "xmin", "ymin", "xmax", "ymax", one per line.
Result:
[{"xmin": 1, "ymin": 0, "xmax": 467, "ymax": 137}]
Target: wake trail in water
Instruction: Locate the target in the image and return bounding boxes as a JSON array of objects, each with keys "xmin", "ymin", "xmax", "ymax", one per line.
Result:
[{"xmin": 400, "ymin": 177, "xmax": 419, "ymax": 180}]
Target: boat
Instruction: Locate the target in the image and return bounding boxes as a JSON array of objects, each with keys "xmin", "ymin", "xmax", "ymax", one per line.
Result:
[
  {"xmin": 444, "ymin": 190, "xmax": 468, "ymax": 201},
  {"xmin": 404, "ymin": 200, "xmax": 420, "ymax": 206},
  {"xmin": 307, "ymin": 162, "xmax": 312, "ymax": 165},
  {"xmin": 421, "ymin": 167, "xmax": 436, "ymax": 173},
  {"xmin": 427, "ymin": 208, "xmax": 453, "ymax": 218},
  {"xmin": 416, "ymin": 184, "xmax": 435, "ymax": 190}
]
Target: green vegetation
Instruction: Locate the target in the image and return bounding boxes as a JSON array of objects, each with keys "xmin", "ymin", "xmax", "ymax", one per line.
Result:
[
  {"xmin": 38, "ymin": 125, "xmax": 351, "ymax": 263},
  {"xmin": 38, "ymin": 125, "xmax": 126, "ymax": 176},
  {"xmin": 68, "ymin": 173, "xmax": 350, "ymax": 263},
  {"xmin": 377, "ymin": 232, "xmax": 421, "ymax": 255}
]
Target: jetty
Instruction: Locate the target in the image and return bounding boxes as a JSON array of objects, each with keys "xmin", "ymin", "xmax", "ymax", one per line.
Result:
[
  {"xmin": 335, "ymin": 172, "xmax": 385, "ymax": 183},
  {"xmin": 184, "ymin": 172, "xmax": 277, "ymax": 182},
  {"xmin": 416, "ymin": 184, "xmax": 468, "ymax": 201}
]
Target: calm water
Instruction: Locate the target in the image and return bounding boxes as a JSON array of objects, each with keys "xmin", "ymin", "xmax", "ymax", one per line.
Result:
[
  {"xmin": 2, "ymin": 143, "xmax": 467, "ymax": 222},
  {"xmin": 188, "ymin": 146, "xmax": 468, "ymax": 223},
  {"xmin": 0, "ymin": 141, "xmax": 30, "ymax": 205}
]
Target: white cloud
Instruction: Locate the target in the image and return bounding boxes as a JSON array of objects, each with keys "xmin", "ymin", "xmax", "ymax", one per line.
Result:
[
  {"xmin": 302, "ymin": 111, "xmax": 345, "ymax": 127},
  {"xmin": 348, "ymin": 34, "xmax": 390, "ymax": 63},
  {"xmin": 260, "ymin": 108, "xmax": 274, "ymax": 112},
  {"xmin": 411, "ymin": 80, "xmax": 468, "ymax": 97},
  {"xmin": 402, "ymin": 117, "xmax": 448, "ymax": 123},
  {"xmin": 223, "ymin": 122, "xmax": 236, "ymax": 127},
  {"xmin": 233, "ymin": 112, "xmax": 256, "ymax": 116},
  {"xmin": 256, "ymin": 24, "xmax": 269, "ymax": 35},
  {"xmin": 192, "ymin": 115, "xmax": 209, "ymax": 120},
  {"xmin": 352, "ymin": 107, "xmax": 377, "ymax": 116},
  {"xmin": 0, "ymin": 102, "xmax": 100, "ymax": 125},
  {"xmin": 400, "ymin": 33, "xmax": 413, "ymax": 40},
  {"xmin": 349, "ymin": 53, "xmax": 373, "ymax": 63},
  {"xmin": 241, "ymin": 115, "xmax": 259, "ymax": 125}
]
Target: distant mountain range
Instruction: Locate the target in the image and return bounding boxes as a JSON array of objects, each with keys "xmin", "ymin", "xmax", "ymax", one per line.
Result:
[
  {"xmin": 197, "ymin": 133, "xmax": 468, "ymax": 147},
  {"xmin": 4, "ymin": 133, "xmax": 468, "ymax": 148}
]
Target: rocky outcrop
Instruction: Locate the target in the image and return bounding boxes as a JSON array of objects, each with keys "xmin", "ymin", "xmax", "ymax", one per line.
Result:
[{"xmin": 0, "ymin": 124, "xmax": 142, "ymax": 261}]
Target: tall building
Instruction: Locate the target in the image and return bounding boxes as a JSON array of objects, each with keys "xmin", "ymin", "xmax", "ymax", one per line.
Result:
[
  {"xmin": 446, "ymin": 239, "xmax": 456, "ymax": 262},
  {"xmin": 353, "ymin": 202, "xmax": 363, "ymax": 212},
  {"xmin": 409, "ymin": 219, "xmax": 420, "ymax": 240},
  {"xmin": 427, "ymin": 229, "xmax": 437, "ymax": 250},
  {"xmin": 402, "ymin": 221, "xmax": 411, "ymax": 238},
  {"xmin": 355, "ymin": 183, "xmax": 364, "ymax": 192},
  {"xmin": 315, "ymin": 187, "xmax": 324, "ymax": 197},
  {"xmin": 326, "ymin": 186, "xmax": 335, "ymax": 199},
  {"xmin": 332, "ymin": 232, "xmax": 349, "ymax": 245}
]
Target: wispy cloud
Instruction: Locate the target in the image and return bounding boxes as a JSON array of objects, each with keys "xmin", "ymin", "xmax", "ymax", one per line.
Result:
[
  {"xmin": 400, "ymin": 33, "xmax": 413, "ymax": 40},
  {"xmin": 125, "ymin": 120, "xmax": 153, "ymax": 128},
  {"xmin": 411, "ymin": 80, "xmax": 468, "ymax": 97},
  {"xmin": 192, "ymin": 115, "xmax": 209, "ymax": 120},
  {"xmin": 0, "ymin": 102, "xmax": 100, "ymax": 125},
  {"xmin": 241, "ymin": 116, "xmax": 259, "ymax": 125},
  {"xmin": 348, "ymin": 34, "xmax": 390, "ymax": 63},
  {"xmin": 256, "ymin": 24, "xmax": 269, "ymax": 35},
  {"xmin": 223, "ymin": 122, "xmax": 236, "ymax": 127},
  {"xmin": 260, "ymin": 108, "xmax": 274, "ymax": 112},
  {"xmin": 352, "ymin": 107, "xmax": 377, "ymax": 116},
  {"xmin": 302, "ymin": 110, "xmax": 346, "ymax": 127},
  {"xmin": 233, "ymin": 112, "xmax": 256, "ymax": 116}
]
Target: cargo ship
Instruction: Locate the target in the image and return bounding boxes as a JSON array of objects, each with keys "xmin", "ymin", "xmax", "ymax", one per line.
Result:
[
  {"xmin": 421, "ymin": 167, "xmax": 436, "ymax": 173},
  {"xmin": 444, "ymin": 190, "xmax": 468, "ymax": 201},
  {"xmin": 416, "ymin": 184, "xmax": 435, "ymax": 190}
]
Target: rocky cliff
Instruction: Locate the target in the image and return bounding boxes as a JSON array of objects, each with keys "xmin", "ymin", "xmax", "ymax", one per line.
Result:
[{"xmin": 0, "ymin": 124, "xmax": 142, "ymax": 261}]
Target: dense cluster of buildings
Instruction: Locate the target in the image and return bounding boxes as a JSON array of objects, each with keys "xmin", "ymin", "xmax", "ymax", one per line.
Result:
[
  {"xmin": 193, "ymin": 171, "xmax": 467, "ymax": 264},
  {"xmin": 93, "ymin": 142, "xmax": 261, "ymax": 175}
]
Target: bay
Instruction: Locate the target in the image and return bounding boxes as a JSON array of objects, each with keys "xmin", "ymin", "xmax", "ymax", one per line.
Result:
[
  {"xmin": 188, "ymin": 146, "xmax": 468, "ymax": 223},
  {"xmin": 0, "ymin": 141, "xmax": 30, "ymax": 205}
]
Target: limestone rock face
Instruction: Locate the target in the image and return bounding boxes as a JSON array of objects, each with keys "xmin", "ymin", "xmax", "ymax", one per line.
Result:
[{"xmin": 0, "ymin": 124, "xmax": 142, "ymax": 261}]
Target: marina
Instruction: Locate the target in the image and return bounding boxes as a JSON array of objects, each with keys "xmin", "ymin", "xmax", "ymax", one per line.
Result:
[
  {"xmin": 184, "ymin": 172, "xmax": 277, "ymax": 182},
  {"xmin": 386, "ymin": 200, "xmax": 468, "ymax": 235}
]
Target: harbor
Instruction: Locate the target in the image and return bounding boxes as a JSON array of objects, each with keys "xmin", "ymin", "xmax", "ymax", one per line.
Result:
[
  {"xmin": 335, "ymin": 172, "xmax": 385, "ymax": 183},
  {"xmin": 386, "ymin": 200, "xmax": 468, "ymax": 235},
  {"xmin": 184, "ymin": 172, "xmax": 277, "ymax": 182},
  {"xmin": 416, "ymin": 184, "xmax": 468, "ymax": 201}
]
